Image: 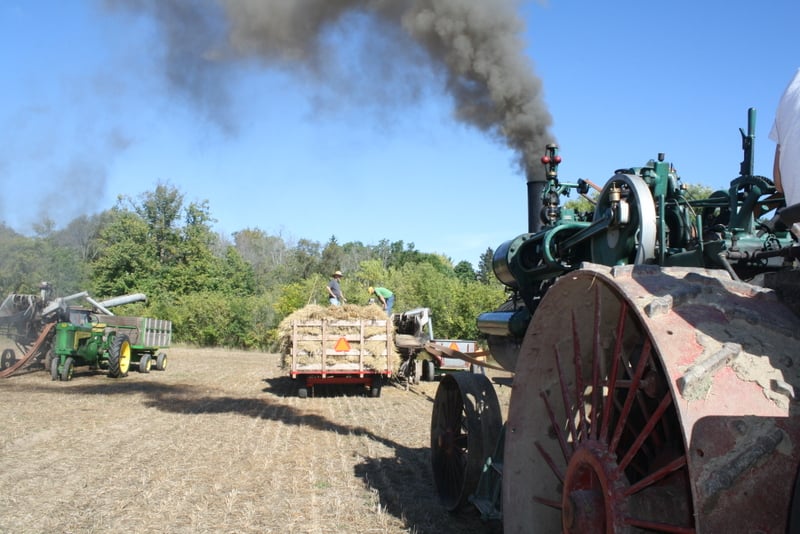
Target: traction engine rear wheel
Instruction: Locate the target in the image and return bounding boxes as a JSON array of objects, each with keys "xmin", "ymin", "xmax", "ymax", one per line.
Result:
[
  {"xmin": 108, "ymin": 334, "xmax": 131, "ymax": 378},
  {"xmin": 430, "ymin": 373, "xmax": 502, "ymax": 511},
  {"xmin": 504, "ymin": 272, "xmax": 693, "ymax": 533}
]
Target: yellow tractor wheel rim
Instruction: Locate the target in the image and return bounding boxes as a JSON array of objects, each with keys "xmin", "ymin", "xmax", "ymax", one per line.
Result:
[{"xmin": 119, "ymin": 341, "xmax": 131, "ymax": 374}]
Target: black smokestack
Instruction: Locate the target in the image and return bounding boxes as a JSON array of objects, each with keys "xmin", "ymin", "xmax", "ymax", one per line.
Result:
[{"xmin": 107, "ymin": 0, "xmax": 554, "ymax": 180}]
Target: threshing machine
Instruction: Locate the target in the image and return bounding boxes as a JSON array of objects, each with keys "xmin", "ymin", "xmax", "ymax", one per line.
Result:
[
  {"xmin": 430, "ymin": 109, "xmax": 800, "ymax": 532},
  {"xmin": 0, "ymin": 287, "xmax": 171, "ymax": 381},
  {"xmin": 394, "ymin": 307, "xmax": 480, "ymax": 384}
]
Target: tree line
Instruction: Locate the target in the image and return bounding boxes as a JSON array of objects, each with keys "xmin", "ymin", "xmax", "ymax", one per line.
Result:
[{"xmin": 0, "ymin": 184, "xmax": 505, "ymax": 349}]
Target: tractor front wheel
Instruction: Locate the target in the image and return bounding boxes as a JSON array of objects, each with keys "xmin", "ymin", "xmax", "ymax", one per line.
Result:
[
  {"xmin": 139, "ymin": 354, "xmax": 152, "ymax": 373},
  {"xmin": 50, "ymin": 355, "xmax": 60, "ymax": 381},
  {"xmin": 108, "ymin": 334, "xmax": 131, "ymax": 378},
  {"xmin": 60, "ymin": 357, "xmax": 74, "ymax": 382}
]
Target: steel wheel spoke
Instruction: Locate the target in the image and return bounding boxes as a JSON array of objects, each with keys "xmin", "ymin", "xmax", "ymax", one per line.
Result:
[
  {"xmin": 540, "ymin": 392, "xmax": 570, "ymax": 467},
  {"xmin": 625, "ymin": 456, "xmax": 687, "ymax": 497},
  {"xmin": 590, "ymin": 288, "xmax": 602, "ymax": 440},
  {"xmin": 609, "ymin": 338, "xmax": 652, "ymax": 454},
  {"xmin": 600, "ymin": 300, "xmax": 628, "ymax": 443},
  {"xmin": 571, "ymin": 311, "xmax": 589, "ymax": 441},
  {"xmin": 530, "ymin": 285, "xmax": 693, "ymax": 532},
  {"xmin": 554, "ymin": 345, "xmax": 578, "ymax": 450},
  {"xmin": 618, "ymin": 393, "xmax": 673, "ymax": 473}
]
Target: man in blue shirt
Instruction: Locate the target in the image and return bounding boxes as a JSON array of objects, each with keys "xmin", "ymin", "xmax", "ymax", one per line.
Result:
[{"xmin": 327, "ymin": 271, "xmax": 346, "ymax": 306}]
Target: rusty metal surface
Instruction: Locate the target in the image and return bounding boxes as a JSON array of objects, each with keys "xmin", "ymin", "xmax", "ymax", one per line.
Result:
[
  {"xmin": 607, "ymin": 264, "xmax": 800, "ymax": 532},
  {"xmin": 503, "ymin": 263, "xmax": 800, "ymax": 533}
]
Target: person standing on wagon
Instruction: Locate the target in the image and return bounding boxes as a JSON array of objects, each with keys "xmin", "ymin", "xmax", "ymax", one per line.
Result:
[{"xmin": 327, "ymin": 271, "xmax": 346, "ymax": 306}]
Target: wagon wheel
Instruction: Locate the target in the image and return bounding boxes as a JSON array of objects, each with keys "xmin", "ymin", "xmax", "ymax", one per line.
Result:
[
  {"xmin": 422, "ymin": 359, "xmax": 435, "ymax": 382},
  {"xmin": 139, "ymin": 354, "xmax": 152, "ymax": 373},
  {"xmin": 60, "ymin": 357, "xmax": 75, "ymax": 382},
  {"xmin": 370, "ymin": 377, "xmax": 383, "ymax": 398},
  {"xmin": 503, "ymin": 276, "xmax": 693, "ymax": 532},
  {"xmin": 0, "ymin": 348, "xmax": 16, "ymax": 370},
  {"xmin": 155, "ymin": 352, "xmax": 168, "ymax": 371},
  {"xmin": 430, "ymin": 372, "xmax": 502, "ymax": 511},
  {"xmin": 107, "ymin": 334, "xmax": 131, "ymax": 378}
]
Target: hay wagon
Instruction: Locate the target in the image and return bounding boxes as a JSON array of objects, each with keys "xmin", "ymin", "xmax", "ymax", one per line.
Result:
[{"xmin": 288, "ymin": 316, "xmax": 394, "ymax": 398}]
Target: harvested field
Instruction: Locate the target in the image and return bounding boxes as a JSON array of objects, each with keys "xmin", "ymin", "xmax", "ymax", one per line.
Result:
[{"xmin": 0, "ymin": 347, "xmax": 512, "ymax": 533}]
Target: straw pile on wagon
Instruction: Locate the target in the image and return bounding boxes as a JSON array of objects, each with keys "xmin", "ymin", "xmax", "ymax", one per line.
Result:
[{"xmin": 277, "ymin": 304, "xmax": 398, "ymax": 369}]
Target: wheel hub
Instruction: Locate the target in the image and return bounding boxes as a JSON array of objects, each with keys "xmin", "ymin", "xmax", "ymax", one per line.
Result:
[{"xmin": 562, "ymin": 440, "xmax": 628, "ymax": 533}]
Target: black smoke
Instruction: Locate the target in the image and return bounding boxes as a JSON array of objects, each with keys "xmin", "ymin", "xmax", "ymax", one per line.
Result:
[{"xmin": 107, "ymin": 0, "xmax": 554, "ymax": 181}]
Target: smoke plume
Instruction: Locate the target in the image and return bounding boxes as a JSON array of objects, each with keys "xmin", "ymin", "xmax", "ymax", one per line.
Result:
[{"xmin": 110, "ymin": 0, "xmax": 553, "ymax": 181}]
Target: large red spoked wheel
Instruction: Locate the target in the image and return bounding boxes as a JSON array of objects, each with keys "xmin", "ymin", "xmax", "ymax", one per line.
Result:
[{"xmin": 503, "ymin": 264, "xmax": 800, "ymax": 533}]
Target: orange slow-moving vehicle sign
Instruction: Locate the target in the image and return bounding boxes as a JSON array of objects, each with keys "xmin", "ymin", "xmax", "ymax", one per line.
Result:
[{"xmin": 334, "ymin": 337, "xmax": 351, "ymax": 352}]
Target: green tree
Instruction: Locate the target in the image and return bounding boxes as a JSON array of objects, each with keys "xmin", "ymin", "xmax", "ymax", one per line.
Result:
[
  {"xmin": 320, "ymin": 236, "xmax": 344, "ymax": 279},
  {"xmin": 454, "ymin": 260, "xmax": 476, "ymax": 282},
  {"xmin": 91, "ymin": 209, "xmax": 157, "ymax": 297},
  {"xmin": 476, "ymin": 247, "xmax": 495, "ymax": 285}
]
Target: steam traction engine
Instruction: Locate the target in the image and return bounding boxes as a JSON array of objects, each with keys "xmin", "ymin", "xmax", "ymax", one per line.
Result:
[{"xmin": 430, "ymin": 109, "xmax": 800, "ymax": 532}]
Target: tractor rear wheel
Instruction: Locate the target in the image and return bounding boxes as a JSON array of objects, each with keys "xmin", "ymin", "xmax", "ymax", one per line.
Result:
[
  {"xmin": 108, "ymin": 334, "xmax": 131, "ymax": 378},
  {"xmin": 430, "ymin": 372, "xmax": 502, "ymax": 511},
  {"xmin": 60, "ymin": 357, "xmax": 74, "ymax": 382},
  {"xmin": 139, "ymin": 354, "xmax": 152, "ymax": 373}
]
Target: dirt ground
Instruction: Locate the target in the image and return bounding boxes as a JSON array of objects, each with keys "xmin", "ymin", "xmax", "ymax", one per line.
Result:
[{"xmin": 0, "ymin": 347, "xmax": 512, "ymax": 534}]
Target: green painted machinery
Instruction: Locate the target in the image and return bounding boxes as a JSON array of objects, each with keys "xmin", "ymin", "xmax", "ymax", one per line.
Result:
[
  {"xmin": 477, "ymin": 107, "xmax": 794, "ymax": 369},
  {"xmin": 50, "ymin": 307, "xmax": 172, "ymax": 382},
  {"xmin": 432, "ymin": 109, "xmax": 800, "ymax": 532}
]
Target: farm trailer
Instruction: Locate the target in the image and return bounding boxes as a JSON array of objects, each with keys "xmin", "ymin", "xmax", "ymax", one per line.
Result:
[{"xmin": 288, "ymin": 316, "xmax": 394, "ymax": 398}]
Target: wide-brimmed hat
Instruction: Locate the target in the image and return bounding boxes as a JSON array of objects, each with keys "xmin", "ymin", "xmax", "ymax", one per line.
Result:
[{"xmin": 333, "ymin": 270, "xmax": 343, "ymax": 277}]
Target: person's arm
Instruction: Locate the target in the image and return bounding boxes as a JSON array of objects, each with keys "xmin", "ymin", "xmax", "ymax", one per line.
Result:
[{"xmin": 774, "ymin": 145, "xmax": 784, "ymax": 193}]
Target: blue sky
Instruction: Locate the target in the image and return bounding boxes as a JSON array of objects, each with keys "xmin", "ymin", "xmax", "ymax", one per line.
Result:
[{"xmin": 1, "ymin": 1, "xmax": 798, "ymax": 267}]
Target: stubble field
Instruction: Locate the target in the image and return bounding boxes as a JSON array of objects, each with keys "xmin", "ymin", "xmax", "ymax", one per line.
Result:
[{"xmin": 0, "ymin": 347, "xmax": 511, "ymax": 533}]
